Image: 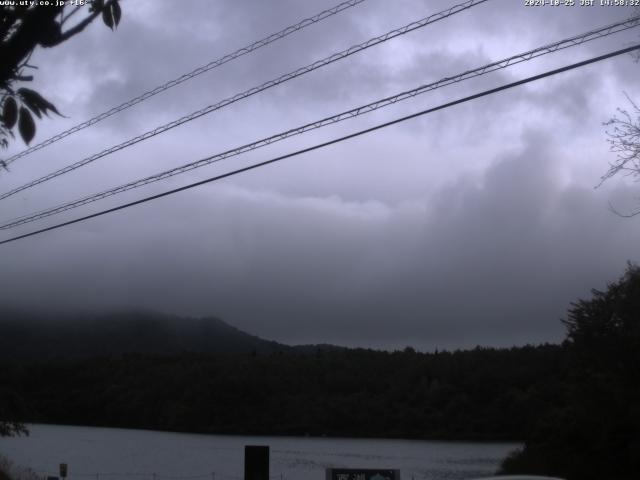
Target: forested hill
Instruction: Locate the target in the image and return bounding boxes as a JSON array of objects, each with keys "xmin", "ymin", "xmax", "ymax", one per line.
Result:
[
  {"xmin": 0, "ymin": 307, "xmax": 567, "ymax": 441},
  {"xmin": 3, "ymin": 265, "xmax": 638, "ymax": 480},
  {"xmin": 0, "ymin": 308, "xmax": 303, "ymax": 361},
  {"xmin": 1, "ymin": 344, "xmax": 566, "ymax": 441}
]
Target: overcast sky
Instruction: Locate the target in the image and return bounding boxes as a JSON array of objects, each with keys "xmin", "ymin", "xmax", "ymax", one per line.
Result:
[{"xmin": 1, "ymin": 0, "xmax": 639, "ymax": 350}]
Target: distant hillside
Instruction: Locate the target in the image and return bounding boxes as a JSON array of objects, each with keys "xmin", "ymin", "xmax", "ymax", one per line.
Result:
[
  {"xmin": 0, "ymin": 308, "xmax": 299, "ymax": 361},
  {"xmin": 1, "ymin": 343, "xmax": 567, "ymax": 442}
]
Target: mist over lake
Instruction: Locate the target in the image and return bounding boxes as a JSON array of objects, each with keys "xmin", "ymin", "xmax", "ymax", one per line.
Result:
[{"xmin": 0, "ymin": 425, "xmax": 518, "ymax": 480}]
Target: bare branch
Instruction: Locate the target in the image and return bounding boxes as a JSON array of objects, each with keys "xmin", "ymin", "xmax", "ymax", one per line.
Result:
[
  {"xmin": 608, "ymin": 201, "xmax": 640, "ymax": 218},
  {"xmin": 60, "ymin": 5, "xmax": 83, "ymax": 26},
  {"xmin": 600, "ymin": 92, "xmax": 640, "ymax": 187}
]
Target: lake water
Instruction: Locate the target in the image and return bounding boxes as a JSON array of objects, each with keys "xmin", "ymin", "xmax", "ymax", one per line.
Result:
[{"xmin": 0, "ymin": 425, "xmax": 519, "ymax": 480}]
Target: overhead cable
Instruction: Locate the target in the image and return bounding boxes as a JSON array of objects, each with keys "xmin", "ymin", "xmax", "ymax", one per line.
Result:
[
  {"xmin": 1, "ymin": 43, "xmax": 638, "ymax": 246},
  {"xmin": 2, "ymin": 0, "xmax": 367, "ymax": 167},
  {"xmin": 0, "ymin": 0, "xmax": 490, "ymax": 201},
  {"xmin": 2, "ymin": 15, "xmax": 639, "ymax": 229}
]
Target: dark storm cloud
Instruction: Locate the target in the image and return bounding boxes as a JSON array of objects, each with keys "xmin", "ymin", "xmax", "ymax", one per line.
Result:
[
  {"xmin": 3, "ymin": 128, "xmax": 639, "ymax": 350},
  {"xmin": 1, "ymin": 0, "xmax": 639, "ymax": 350}
]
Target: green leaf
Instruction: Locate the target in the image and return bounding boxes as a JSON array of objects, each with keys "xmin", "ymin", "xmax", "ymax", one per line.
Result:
[
  {"xmin": 2, "ymin": 97, "xmax": 18, "ymax": 129},
  {"xmin": 112, "ymin": 1, "xmax": 121, "ymax": 27},
  {"xmin": 18, "ymin": 107, "xmax": 35, "ymax": 145},
  {"xmin": 17, "ymin": 88, "xmax": 61, "ymax": 118}
]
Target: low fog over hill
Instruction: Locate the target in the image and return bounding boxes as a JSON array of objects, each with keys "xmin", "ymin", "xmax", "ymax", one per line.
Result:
[{"xmin": 0, "ymin": 308, "xmax": 337, "ymax": 361}]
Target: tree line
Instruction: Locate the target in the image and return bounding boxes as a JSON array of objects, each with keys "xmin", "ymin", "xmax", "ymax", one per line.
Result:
[
  {"xmin": 0, "ymin": 343, "xmax": 565, "ymax": 441},
  {"xmin": 1, "ymin": 264, "xmax": 638, "ymax": 480}
]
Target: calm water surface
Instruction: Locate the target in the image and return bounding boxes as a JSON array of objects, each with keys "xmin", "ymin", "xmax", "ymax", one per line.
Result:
[{"xmin": 0, "ymin": 425, "xmax": 519, "ymax": 480}]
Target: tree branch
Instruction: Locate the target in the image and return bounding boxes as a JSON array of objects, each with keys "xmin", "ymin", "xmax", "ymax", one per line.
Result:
[
  {"xmin": 60, "ymin": 4, "xmax": 82, "ymax": 26},
  {"xmin": 55, "ymin": 0, "xmax": 116, "ymax": 45},
  {"xmin": 608, "ymin": 201, "xmax": 640, "ymax": 218}
]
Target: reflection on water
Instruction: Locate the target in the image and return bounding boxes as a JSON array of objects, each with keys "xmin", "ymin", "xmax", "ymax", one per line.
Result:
[{"xmin": 0, "ymin": 425, "xmax": 519, "ymax": 480}]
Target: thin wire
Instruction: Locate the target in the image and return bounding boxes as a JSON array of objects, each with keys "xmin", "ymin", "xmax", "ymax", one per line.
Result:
[
  {"xmin": 2, "ymin": 0, "xmax": 367, "ymax": 167},
  {"xmin": 0, "ymin": 0, "xmax": 490, "ymax": 201},
  {"xmin": 1, "ymin": 43, "xmax": 638, "ymax": 247},
  {"xmin": 3, "ymin": 16, "xmax": 639, "ymax": 229}
]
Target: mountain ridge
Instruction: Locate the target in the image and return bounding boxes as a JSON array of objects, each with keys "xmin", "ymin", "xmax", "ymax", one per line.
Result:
[{"xmin": 0, "ymin": 307, "xmax": 344, "ymax": 361}]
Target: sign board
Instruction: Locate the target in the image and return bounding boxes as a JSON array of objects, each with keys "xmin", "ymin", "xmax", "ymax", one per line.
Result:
[
  {"xmin": 326, "ymin": 469, "xmax": 400, "ymax": 480},
  {"xmin": 59, "ymin": 464, "xmax": 68, "ymax": 478},
  {"xmin": 244, "ymin": 445, "xmax": 269, "ymax": 480}
]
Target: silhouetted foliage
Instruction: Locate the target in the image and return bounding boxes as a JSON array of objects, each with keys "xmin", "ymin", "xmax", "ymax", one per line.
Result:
[
  {"xmin": 501, "ymin": 263, "xmax": 640, "ymax": 480},
  {"xmin": 0, "ymin": 452, "xmax": 41, "ymax": 480},
  {"xmin": 0, "ymin": 0, "xmax": 121, "ymax": 151},
  {"xmin": 0, "ymin": 342, "xmax": 565, "ymax": 441},
  {"xmin": 0, "ymin": 387, "xmax": 29, "ymax": 438}
]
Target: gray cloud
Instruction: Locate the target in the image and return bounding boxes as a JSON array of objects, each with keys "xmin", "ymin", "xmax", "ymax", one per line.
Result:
[
  {"xmin": 3, "ymin": 128, "xmax": 639, "ymax": 351},
  {"xmin": 1, "ymin": 0, "xmax": 639, "ymax": 351}
]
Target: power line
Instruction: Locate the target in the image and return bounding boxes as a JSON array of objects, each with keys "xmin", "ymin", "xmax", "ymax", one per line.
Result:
[
  {"xmin": 0, "ymin": 0, "xmax": 490, "ymax": 201},
  {"xmin": 1, "ymin": 43, "xmax": 638, "ymax": 247},
  {"xmin": 2, "ymin": 0, "xmax": 367, "ymax": 167},
  {"xmin": 3, "ymin": 16, "xmax": 638, "ymax": 230}
]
